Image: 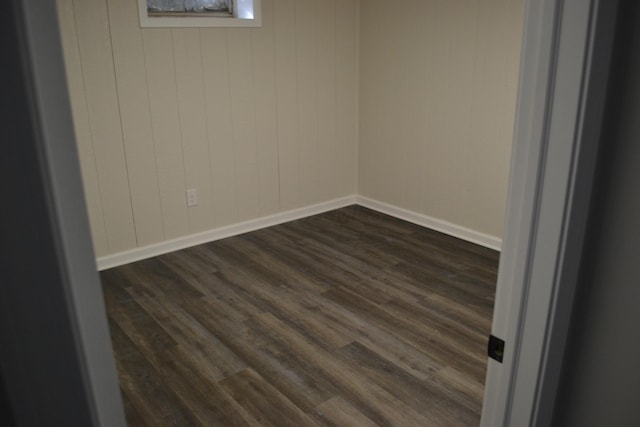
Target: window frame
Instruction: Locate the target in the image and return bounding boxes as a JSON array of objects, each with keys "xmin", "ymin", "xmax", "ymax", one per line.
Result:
[{"xmin": 137, "ymin": 0, "xmax": 262, "ymax": 28}]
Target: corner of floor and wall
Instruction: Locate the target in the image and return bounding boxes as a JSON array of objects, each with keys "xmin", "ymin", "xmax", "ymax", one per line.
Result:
[{"xmin": 54, "ymin": 0, "xmax": 525, "ymax": 271}]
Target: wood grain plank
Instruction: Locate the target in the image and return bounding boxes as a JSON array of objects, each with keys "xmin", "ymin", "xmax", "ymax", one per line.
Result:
[
  {"xmin": 265, "ymin": 224, "xmax": 420, "ymax": 304},
  {"xmin": 120, "ymin": 388, "xmax": 152, "ymax": 427},
  {"xmin": 192, "ymin": 242, "xmax": 356, "ymax": 351},
  {"xmin": 254, "ymin": 312, "xmax": 436, "ymax": 426},
  {"xmin": 107, "ymin": 296, "xmax": 178, "ymax": 369},
  {"xmin": 182, "ymin": 297, "xmax": 341, "ymax": 413},
  {"xmin": 112, "ymin": 326, "xmax": 201, "ymax": 426},
  {"xmin": 337, "ymin": 341, "xmax": 480, "ymax": 426},
  {"xmin": 218, "ymin": 235, "xmax": 334, "ymax": 294},
  {"xmin": 383, "ymin": 298, "xmax": 487, "ymax": 354},
  {"xmin": 305, "ymin": 294, "xmax": 443, "ymax": 382},
  {"xmin": 127, "ymin": 294, "xmax": 247, "ymax": 382},
  {"xmin": 247, "ymin": 227, "xmax": 396, "ymax": 305},
  {"xmin": 221, "ymin": 369, "xmax": 322, "ymax": 427},
  {"xmin": 158, "ymin": 357, "xmax": 262, "ymax": 427},
  {"xmin": 154, "ymin": 249, "xmax": 218, "ymax": 295},
  {"xmin": 106, "ymin": 258, "xmax": 204, "ymax": 307},
  {"xmin": 313, "ymin": 396, "xmax": 378, "ymax": 427},
  {"xmin": 433, "ymin": 366, "xmax": 485, "ymax": 415},
  {"xmin": 102, "ymin": 206, "xmax": 497, "ymax": 425},
  {"xmin": 153, "ymin": 358, "xmax": 238, "ymax": 426},
  {"xmin": 323, "ymin": 285, "xmax": 488, "ymax": 384}
]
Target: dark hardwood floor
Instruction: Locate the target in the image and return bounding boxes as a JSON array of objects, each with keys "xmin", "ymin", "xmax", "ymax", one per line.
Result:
[{"xmin": 100, "ymin": 206, "xmax": 499, "ymax": 426}]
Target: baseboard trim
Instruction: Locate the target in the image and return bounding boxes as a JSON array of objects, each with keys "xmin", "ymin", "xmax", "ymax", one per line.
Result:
[
  {"xmin": 96, "ymin": 196, "xmax": 357, "ymax": 270},
  {"xmin": 97, "ymin": 194, "xmax": 501, "ymax": 270},
  {"xmin": 356, "ymin": 196, "xmax": 502, "ymax": 251}
]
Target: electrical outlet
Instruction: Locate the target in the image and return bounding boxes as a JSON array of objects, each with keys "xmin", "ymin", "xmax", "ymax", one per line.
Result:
[{"xmin": 186, "ymin": 189, "xmax": 198, "ymax": 207}]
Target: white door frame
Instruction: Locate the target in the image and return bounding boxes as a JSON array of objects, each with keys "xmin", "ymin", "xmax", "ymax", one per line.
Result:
[
  {"xmin": 1, "ymin": 0, "xmax": 126, "ymax": 425},
  {"xmin": 481, "ymin": 0, "xmax": 619, "ymax": 425}
]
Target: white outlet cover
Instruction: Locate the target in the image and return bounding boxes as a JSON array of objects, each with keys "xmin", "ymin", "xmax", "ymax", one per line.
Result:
[{"xmin": 186, "ymin": 189, "xmax": 198, "ymax": 207}]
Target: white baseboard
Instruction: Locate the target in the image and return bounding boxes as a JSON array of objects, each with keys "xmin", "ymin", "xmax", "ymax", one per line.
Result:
[
  {"xmin": 97, "ymin": 196, "xmax": 357, "ymax": 270},
  {"xmin": 97, "ymin": 194, "xmax": 501, "ymax": 270},
  {"xmin": 356, "ymin": 196, "xmax": 502, "ymax": 251}
]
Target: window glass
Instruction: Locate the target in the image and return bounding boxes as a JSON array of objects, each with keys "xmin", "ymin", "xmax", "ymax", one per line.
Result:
[{"xmin": 147, "ymin": 0, "xmax": 233, "ymax": 15}]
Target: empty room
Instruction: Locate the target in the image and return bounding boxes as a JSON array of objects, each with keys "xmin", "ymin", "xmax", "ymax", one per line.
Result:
[{"xmin": 55, "ymin": 0, "xmax": 524, "ymax": 425}]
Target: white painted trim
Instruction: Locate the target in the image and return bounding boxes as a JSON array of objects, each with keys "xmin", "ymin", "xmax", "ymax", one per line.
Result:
[
  {"xmin": 97, "ymin": 196, "xmax": 356, "ymax": 270},
  {"xmin": 356, "ymin": 196, "xmax": 502, "ymax": 251},
  {"xmin": 481, "ymin": 0, "xmax": 618, "ymax": 426},
  {"xmin": 98, "ymin": 194, "xmax": 503, "ymax": 270},
  {"xmin": 481, "ymin": 0, "xmax": 563, "ymax": 424},
  {"xmin": 137, "ymin": 0, "xmax": 262, "ymax": 28}
]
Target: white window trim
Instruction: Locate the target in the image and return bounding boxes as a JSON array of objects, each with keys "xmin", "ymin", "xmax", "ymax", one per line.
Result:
[{"xmin": 138, "ymin": 0, "xmax": 262, "ymax": 28}]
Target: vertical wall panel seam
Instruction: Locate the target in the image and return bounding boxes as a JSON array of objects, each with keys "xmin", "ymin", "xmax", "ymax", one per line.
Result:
[
  {"xmin": 400, "ymin": 3, "xmax": 409, "ymax": 210},
  {"xmin": 271, "ymin": 0, "xmax": 283, "ymax": 212},
  {"xmin": 224, "ymin": 28, "xmax": 240, "ymax": 221},
  {"xmin": 333, "ymin": 0, "xmax": 340, "ymax": 196},
  {"xmin": 466, "ymin": 0, "xmax": 482, "ymax": 219},
  {"xmin": 313, "ymin": 0, "xmax": 320, "ymax": 197},
  {"xmin": 170, "ymin": 29, "xmax": 192, "ymax": 232},
  {"xmin": 69, "ymin": 0, "xmax": 110, "ymax": 252},
  {"xmin": 103, "ymin": 0, "xmax": 139, "ymax": 248},
  {"xmin": 327, "ymin": 0, "xmax": 337, "ymax": 198},
  {"xmin": 139, "ymin": 29, "xmax": 167, "ymax": 241},
  {"xmin": 247, "ymin": 29, "xmax": 263, "ymax": 216},
  {"xmin": 197, "ymin": 29, "xmax": 217, "ymax": 226},
  {"xmin": 293, "ymin": 0, "xmax": 302, "ymax": 207},
  {"xmin": 354, "ymin": 0, "xmax": 361, "ymax": 194},
  {"xmin": 416, "ymin": 1, "xmax": 431, "ymax": 214}
]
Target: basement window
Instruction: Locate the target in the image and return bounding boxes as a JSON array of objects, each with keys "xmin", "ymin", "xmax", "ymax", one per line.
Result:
[{"xmin": 138, "ymin": 0, "xmax": 262, "ymax": 28}]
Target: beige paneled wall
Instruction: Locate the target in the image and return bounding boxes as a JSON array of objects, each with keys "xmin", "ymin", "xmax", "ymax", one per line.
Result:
[
  {"xmin": 56, "ymin": 0, "xmax": 358, "ymax": 257},
  {"xmin": 58, "ymin": 0, "xmax": 523, "ymax": 258},
  {"xmin": 358, "ymin": 0, "xmax": 524, "ymax": 238}
]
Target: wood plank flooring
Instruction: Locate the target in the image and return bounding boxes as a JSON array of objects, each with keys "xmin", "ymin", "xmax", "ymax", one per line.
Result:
[{"xmin": 100, "ymin": 206, "xmax": 499, "ymax": 426}]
